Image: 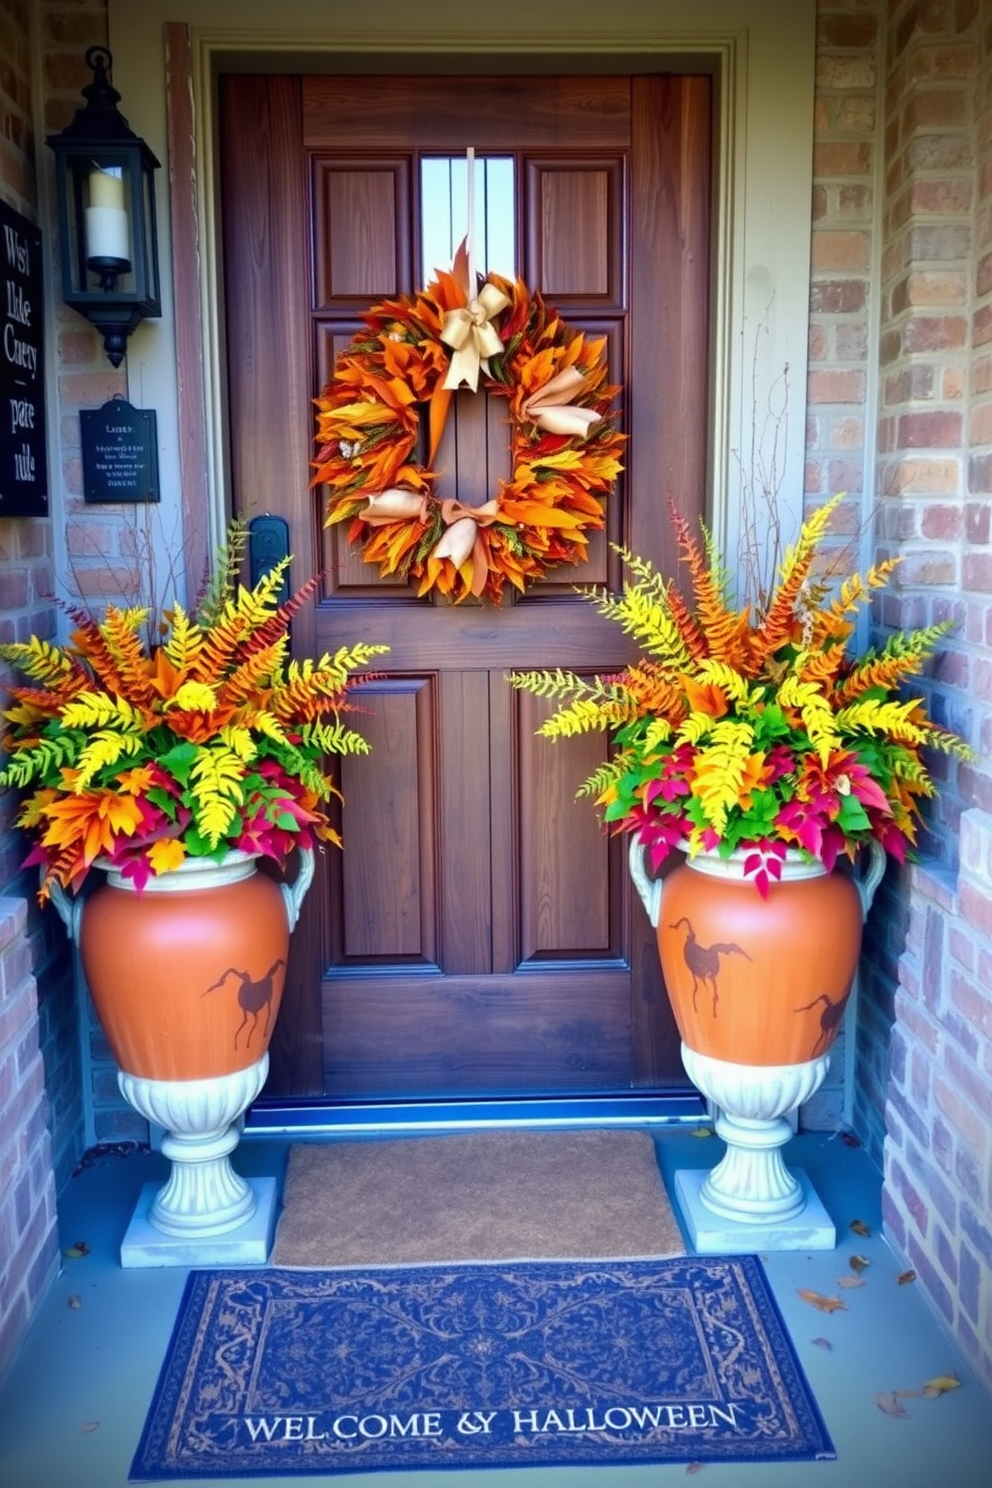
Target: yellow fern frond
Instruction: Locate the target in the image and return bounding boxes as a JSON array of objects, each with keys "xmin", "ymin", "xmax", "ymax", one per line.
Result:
[
  {"xmin": 643, "ymin": 718, "xmax": 673, "ymax": 751},
  {"xmin": 0, "ymin": 635, "xmax": 79, "ymax": 688},
  {"xmin": 189, "ymin": 745, "xmax": 246, "ymax": 845},
  {"xmin": 246, "ymin": 711, "xmax": 291, "ymax": 747},
  {"xmin": 163, "ymin": 603, "xmax": 205, "ymax": 674},
  {"xmin": 303, "ymin": 719, "xmax": 372, "ymax": 756},
  {"xmin": 219, "ymin": 725, "xmax": 257, "ymax": 762},
  {"xmin": 73, "ymin": 730, "xmax": 145, "ymax": 791},
  {"xmin": 59, "ymin": 692, "xmax": 147, "ymax": 732},
  {"xmin": 507, "ymin": 668, "xmax": 585, "ymax": 702},
  {"xmin": 835, "ymin": 696, "xmax": 929, "ymax": 745},
  {"xmin": 688, "ymin": 719, "xmax": 755, "ymax": 834},
  {"xmin": 594, "ymin": 583, "xmax": 693, "ymax": 670},
  {"xmin": 777, "ymin": 673, "xmax": 842, "ymax": 763},
  {"xmin": 578, "ymin": 757, "xmax": 624, "ymax": 800},
  {"xmin": 692, "ymin": 659, "xmax": 752, "ymax": 706},
  {"xmin": 539, "ymin": 696, "xmax": 631, "ymax": 738},
  {"xmin": 675, "ymin": 712, "xmax": 719, "ymax": 747},
  {"xmin": 754, "ymin": 495, "xmax": 845, "ymax": 660}
]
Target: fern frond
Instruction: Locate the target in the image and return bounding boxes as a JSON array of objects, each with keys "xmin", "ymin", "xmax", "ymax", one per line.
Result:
[
  {"xmin": 667, "ymin": 503, "xmax": 754, "ymax": 669},
  {"xmin": 539, "ymin": 696, "xmax": 633, "ymax": 738},
  {"xmin": 675, "ymin": 712, "xmax": 720, "ymax": 747},
  {"xmin": 693, "ymin": 659, "xmax": 753, "ymax": 707},
  {"xmin": 73, "ymin": 730, "xmax": 145, "ymax": 791},
  {"xmin": 0, "ymin": 635, "xmax": 79, "ymax": 688},
  {"xmin": 193, "ymin": 517, "xmax": 250, "ymax": 626},
  {"xmin": 218, "ymin": 724, "xmax": 257, "ymax": 762},
  {"xmin": 163, "ymin": 603, "xmax": 206, "ymax": 674},
  {"xmin": 777, "ymin": 673, "xmax": 842, "ymax": 762},
  {"xmin": 594, "ymin": 583, "xmax": 694, "ymax": 669},
  {"xmin": 98, "ymin": 607, "xmax": 156, "ymax": 704},
  {"xmin": 0, "ymin": 735, "xmax": 79, "ymax": 787},
  {"xmin": 578, "ymin": 757, "xmax": 625, "ymax": 800},
  {"xmin": 834, "ymin": 696, "xmax": 929, "ymax": 745},
  {"xmin": 59, "ymin": 692, "xmax": 146, "ymax": 732},
  {"xmin": 832, "ymin": 623, "xmax": 953, "ymax": 705},
  {"xmin": 754, "ymin": 494, "xmax": 845, "ymax": 658},
  {"xmin": 688, "ymin": 719, "xmax": 755, "ymax": 834},
  {"xmin": 508, "ymin": 667, "xmax": 584, "ymax": 702},
  {"xmin": 302, "ymin": 719, "xmax": 373, "ymax": 756},
  {"xmin": 58, "ymin": 692, "xmax": 147, "ymax": 732},
  {"xmin": 188, "ymin": 745, "xmax": 246, "ymax": 846},
  {"xmin": 246, "ymin": 711, "xmax": 291, "ymax": 747}
]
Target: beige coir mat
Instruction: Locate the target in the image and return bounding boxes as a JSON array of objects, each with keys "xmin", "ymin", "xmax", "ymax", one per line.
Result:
[{"xmin": 271, "ymin": 1128, "xmax": 685, "ymax": 1267}]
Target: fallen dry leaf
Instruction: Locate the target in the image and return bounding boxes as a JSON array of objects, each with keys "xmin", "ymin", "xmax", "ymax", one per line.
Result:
[
  {"xmin": 689, "ymin": 1127, "xmax": 714, "ymax": 1139},
  {"xmin": 897, "ymin": 1269, "xmax": 917, "ymax": 1286},
  {"xmin": 67, "ymin": 1294, "xmax": 82, "ymax": 1309},
  {"xmin": 876, "ymin": 1392, "xmax": 909, "ymax": 1418},
  {"xmin": 850, "ymin": 1254, "xmax": 871, "ymax": 1273},
  {"xmin": 840, "ymin": 1131, "xmax": 861, "ymax": 1147},
  {"xmin": 797, "ymin": 1288, "xmax": 848, "ymax": 1313},
  {"xmin": 921, "ymin": 1374, "xmax": 961, "ymax": 1398},
  {"xmin": 62, "ymin": 1240, "xmax": 90, "ymax": 1260},
  {"xmin": 80, "ymin": 1421, "xmax": 100, "ymax": 1433},
  {"xmin": 811, "ymin": 1337, "xmax": 833, "ymax": 1351},
  {"xmin": 837, "ymin": 1275, "xmax": 866, "ymax": 1289},
  {"xmin": 850, "ymin": 1219, "xmax": 872, "ymax": 1237},
  {"xmin": 686, "ymin": 1465, "xmax": 705, "ymax": 1476}
]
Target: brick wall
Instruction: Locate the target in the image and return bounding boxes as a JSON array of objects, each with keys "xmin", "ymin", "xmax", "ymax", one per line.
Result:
[
  {"xmin": 870, "ymin": 0, "xmax": 992, "ymax": 1393},
  {"xmin": 0, "ymin": 0, "xmax": 116, "ymax": 1375},
  {"xmin": 0, "ymin": 900, "xmax": 58, "ymax": 1384},
  {"xmin": 803, "ymin": 0, "xmax": 883, "ymax": 1133},
  {"xmin": 36, "ymin": 0, "xmax": 148, "ymax": 1145}
]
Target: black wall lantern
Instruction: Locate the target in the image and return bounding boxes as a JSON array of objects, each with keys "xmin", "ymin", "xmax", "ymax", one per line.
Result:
[{"xmin": 47, "ymin": 46, "xmax": 161, "ymax": 368}]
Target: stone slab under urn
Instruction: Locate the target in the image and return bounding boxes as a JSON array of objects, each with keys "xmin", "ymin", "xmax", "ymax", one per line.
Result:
[{"xmin": 120, "ymin": 1177, "xmax": 278, "ymax": 1267}]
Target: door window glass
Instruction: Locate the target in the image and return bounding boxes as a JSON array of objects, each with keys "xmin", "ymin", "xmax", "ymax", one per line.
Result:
[{"xmin": 421, "ymin": 155, "xmax": 515, "ymax": 284}]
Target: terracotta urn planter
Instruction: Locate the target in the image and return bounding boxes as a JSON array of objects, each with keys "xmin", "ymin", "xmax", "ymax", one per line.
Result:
[
  {"xmin": 630, "ymin": 839, "xmax": 884, "ymax": 1238},
  {"xmin": 53, "ymin": 848, "xmax": 313, "ymax": 1242}
]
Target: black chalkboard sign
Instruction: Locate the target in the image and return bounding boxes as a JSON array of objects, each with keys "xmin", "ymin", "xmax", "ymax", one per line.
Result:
[
  {"xmin": 0, "ymin": 200, "xmax": 48, "ymax": 517},
  {"xmin": 81, "ymin": 397, "xmax": 160, "ymax": 503}
]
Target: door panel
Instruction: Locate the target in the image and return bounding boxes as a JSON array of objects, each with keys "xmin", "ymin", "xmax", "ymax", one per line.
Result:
[{"xmin": 220, "ymin": 71, "xmax": 711, "ymax": 1106}]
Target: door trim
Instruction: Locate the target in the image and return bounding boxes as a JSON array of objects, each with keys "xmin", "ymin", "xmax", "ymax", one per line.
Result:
[{"xmin": 245, "ymin": 1090, "xmax": 707, "ymax": 1138}]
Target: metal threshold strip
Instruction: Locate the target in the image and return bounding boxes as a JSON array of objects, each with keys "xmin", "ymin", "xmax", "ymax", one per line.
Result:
[{"xmin": 244, "ymin": 1090, "xmax": 707, "ymax": 1139}]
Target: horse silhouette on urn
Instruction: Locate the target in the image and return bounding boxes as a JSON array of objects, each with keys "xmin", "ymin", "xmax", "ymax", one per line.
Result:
[
  {"xmin": 668, "ymin": 917, "xmax": 751, "ymax": 1015},
  {"xmin": 201, "ymin": 959, "xmax": 286, "ymax": 1050}
]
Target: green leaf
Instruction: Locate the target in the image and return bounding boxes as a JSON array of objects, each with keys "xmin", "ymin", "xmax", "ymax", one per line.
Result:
[
  {"xmin": 156, "ymin": 740, "xmax": 200, "ymax": 785},
  {"xmin": 836, "ymin": 793, "xmax": 872, "ymax": 832},
  {"xmin": 145, "ymin": 787, "xmax": 178, "ymax": 819}
]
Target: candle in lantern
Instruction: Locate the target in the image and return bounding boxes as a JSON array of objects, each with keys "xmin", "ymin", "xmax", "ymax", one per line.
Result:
[{"xmin": 85, "ymin": 167, "xmax": 130, "ymax": 266}]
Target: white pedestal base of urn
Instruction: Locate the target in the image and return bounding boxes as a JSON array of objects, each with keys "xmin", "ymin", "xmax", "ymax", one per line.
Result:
[
  {"xmin": 117, "ymin": 1055, "xmax": 276, "ymax": 1268},
  {"xmin": 675, "ymin": 1044, "xmax": 837, "ymax": 1253}
]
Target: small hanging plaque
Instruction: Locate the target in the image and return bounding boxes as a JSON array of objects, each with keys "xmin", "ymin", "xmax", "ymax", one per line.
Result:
[
  {"xmin": 0, "ymin": 200, "xmax": 48, "ymax": 517},
  {"xmin": 81, "ymin": 397, "xmax": 160, "ymax": 503}
]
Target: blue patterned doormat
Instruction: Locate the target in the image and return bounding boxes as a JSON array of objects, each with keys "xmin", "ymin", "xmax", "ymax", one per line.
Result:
[{"xmin": 130, "ymin": 1257, "xmax": 835, "ymax": 1479}]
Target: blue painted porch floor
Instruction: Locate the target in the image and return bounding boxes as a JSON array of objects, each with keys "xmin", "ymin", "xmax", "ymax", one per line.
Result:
[{"xmin": 1, "ymin": 1127, "xmax": 991, "ymax": 1488}]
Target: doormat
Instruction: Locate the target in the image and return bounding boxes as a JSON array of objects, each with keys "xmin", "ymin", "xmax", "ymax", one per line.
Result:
[
  {"xmin": 130, "ymin": 1257, "xmax": 835, "ymax": 1479},
  {"xmin": 272, "ymin": 1129, "xmax": 685, "ymax": 1266}
]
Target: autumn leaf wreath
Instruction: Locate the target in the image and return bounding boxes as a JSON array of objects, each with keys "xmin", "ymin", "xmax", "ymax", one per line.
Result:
[{"xmin": 312, "ymin": 245, "xmax": 625, "ymax": 604}]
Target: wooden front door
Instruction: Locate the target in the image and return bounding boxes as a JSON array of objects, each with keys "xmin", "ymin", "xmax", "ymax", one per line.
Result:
[{"xmin": 220, "ymin": 72, "xmax": 711, "ymax": 1109}]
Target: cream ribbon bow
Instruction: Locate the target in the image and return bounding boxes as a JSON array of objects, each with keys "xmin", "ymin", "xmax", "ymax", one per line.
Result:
[
  {"xmin": 359, "ymin": 488, "xmax": 429, "ymax": 524},
  {"xmin": 522, "ymin": 366, "xmax": 602, "ymax": 438},
  {"xmin": 440, "ymin": 282, "xmax": 511, "ymax": 392},
  {"xmin": 429, "ymin": 496, "xmax": 500, "ymax": 596}
]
